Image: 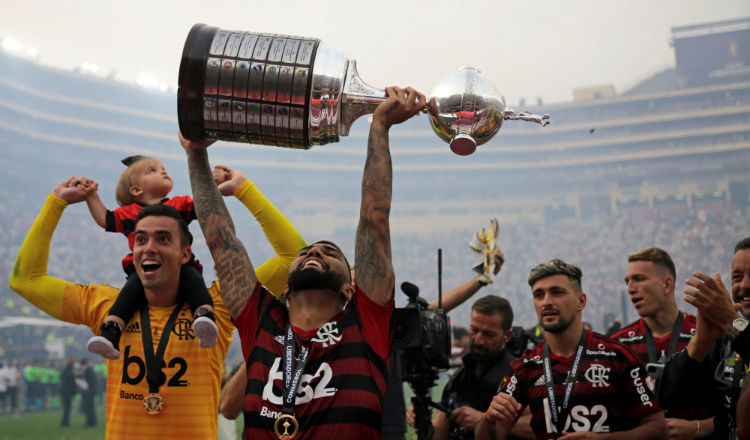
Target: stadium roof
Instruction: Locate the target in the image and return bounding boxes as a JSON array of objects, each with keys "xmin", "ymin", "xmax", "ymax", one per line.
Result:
[{"xmin": 672, "ymin": 17, "xmax": 750, "ymax": 40}]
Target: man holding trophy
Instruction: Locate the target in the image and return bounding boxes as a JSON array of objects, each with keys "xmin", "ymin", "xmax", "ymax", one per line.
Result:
[{"xmin": 182, "ymin": 85, "xmax": 427, "ymax": 438}]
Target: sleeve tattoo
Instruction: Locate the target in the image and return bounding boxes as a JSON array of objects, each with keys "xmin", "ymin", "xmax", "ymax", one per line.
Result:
[{"xmin": 186, "ymin": 148, "xmax": 257, "ymax": 317}]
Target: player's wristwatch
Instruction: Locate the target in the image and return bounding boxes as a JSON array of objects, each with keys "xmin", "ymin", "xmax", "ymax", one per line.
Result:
[{"xmin": 728, "ymin": 317, "xmax": 748, "ymax": 341}]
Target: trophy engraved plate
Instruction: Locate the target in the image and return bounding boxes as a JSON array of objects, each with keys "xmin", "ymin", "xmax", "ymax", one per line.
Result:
[
  {"xmin": 209, "ymin": 31, "xmax": 230, "ymax": 55},
  {"xmin": 275, "ymin": 105, "xmax": 290, "ymax": 139},
  {"xmin": 224, "ymin": 33, "xmax": 244, "ymax": 57},
  {"xmin": 233, "ymin": 61, "xmax": 250, "ymax": 98},
  {"xmin": 219, "ymin": 59, "xmax": 235, "ymax": 96},
  {"xmin": 248, "ymin": 63, "xmax": 264, "ymax": 100},
  {"xmin": 238, "ymin": 34, "xmax": 259, "ymax": 59},
  {"xmin": 247, "ymin": 102, "xmax": 262, "ymax": 137},
  {"xmin": 204, "ymin": 58, "xmax": 220, "ymax": 95},
  {"xmin": 263, "ymin": 64, "xmax": 280, "ymax": 102},
  {"xmin": 261, "ymin": 104, "xmax": 275, "ymax": 138},
  {"xmin": 178, "ymin": 23, "xmax": 549, "ymax": 151},
  {"xmin": 282, "ymin": 40, "xmax": 301, "ymax": 64},
  {"xmin": 296, "ymin": 41, "xmax": 315, "ymax": 65},
  {"xmin": 218, "ymin": 99, "xmax": 232, "ymax": 132},
  {"xmin": 253, "ymin": 35, "xmax": 273, "ymax": 60},
  {"xmin": 203, "ymin": 98, "xmax": 218, "ymax": 130},
  {"xmin": 232, "ymin": 100, "xmax": 247, "ymax": 130},
  {"xmin": 268, "ymin": 38, "xmax": 287, "ymax": 62},
  {"xmin": 291, "ymin": 68, "xmax": 308, "ymax": 105},
  {"xmin": 276, "ymin": 66, "xmax": 294, "ymax": 104},
  {"xmin": 289, "ymin": 107, "xmax": 304, "ymax": 139}
]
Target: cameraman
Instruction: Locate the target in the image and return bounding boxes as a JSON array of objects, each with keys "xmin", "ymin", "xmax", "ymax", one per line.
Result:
[{"xmin": 431, "ymin": 295, "xmax": 517, "ymax": 440}]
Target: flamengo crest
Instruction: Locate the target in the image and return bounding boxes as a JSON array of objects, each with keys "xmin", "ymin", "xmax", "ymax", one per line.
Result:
[
  {"xmin": 584, "ymin": 364, "xmax": 610, "ymax": 388},
  {"xmin": 312, "ymin": 322, "xmax": 342, "ymax": 348}
]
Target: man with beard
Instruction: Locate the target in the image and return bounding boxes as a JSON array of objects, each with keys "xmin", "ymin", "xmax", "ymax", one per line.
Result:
[
  {"xmin": 476, "ymin": 259, "xmax": 666, "ymax": 440},
  {"xmin": 656, "ymin": 237, "xmax": 750, "ymax": 440},
  {"xmin": 431, "ymin": 295, "xmax": 517, "ymax": 440},
  {"xmin": 612, "ymin": 247, "xmax": 712, "ymax": 439},
  {"xmin": 182, "ymin": 86, "xmax": 426, "ymax": 439}
]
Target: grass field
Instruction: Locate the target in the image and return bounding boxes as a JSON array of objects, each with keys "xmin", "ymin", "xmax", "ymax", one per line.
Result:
[
  {"xmin": 0, "ymin": 378, "xmax": 448, "ymax": 439},
  {"xmin": 0, "ymin": 397, "xmax": 106, "ymax": 440}
]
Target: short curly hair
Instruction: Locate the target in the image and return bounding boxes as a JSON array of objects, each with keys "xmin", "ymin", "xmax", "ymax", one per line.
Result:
[{"xmin": 528, "ymin": 258, "xmax": 582, "ymax": 291}]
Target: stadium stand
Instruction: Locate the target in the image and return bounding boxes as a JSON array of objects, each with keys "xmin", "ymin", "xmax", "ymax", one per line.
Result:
[{"xmin": 0, "ymin": 17, "xmax": 748, "ymax": 360}]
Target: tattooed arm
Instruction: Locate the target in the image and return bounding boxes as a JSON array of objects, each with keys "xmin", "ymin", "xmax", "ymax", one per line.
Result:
[
  {"xmin": 354, "ymin": 86, "xmax": 426, "ymax": 305},
  {"xmin": 179, "ymin": 133, "xmax": 257, "ymax": 318}
]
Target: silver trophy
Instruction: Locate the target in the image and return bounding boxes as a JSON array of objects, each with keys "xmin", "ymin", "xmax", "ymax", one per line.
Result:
[{"xmin": 178, "ymin": 24, "xmax": 549, "ymax": 155}]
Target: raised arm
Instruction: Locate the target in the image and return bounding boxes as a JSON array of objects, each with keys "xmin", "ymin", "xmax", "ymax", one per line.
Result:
[
  {"xmin": 180, "ymin": 134, "xmax": 256, "ymax": 318},
  {"xmin": 83, "ymin": 180, "xmax": 107, "ymax": 229},
  {"xmin": 9, "ymin": 177, "xmax": 92, "ymax": 318},
  {"xmin": 354, "ymin": 86, "xmax": 426, "ymax": 304},
  {"xmin": 213, "ymin": 164, "xmax": 307, "ymax": 296},
  {"xmin": 428, "ymin": 251, "xmax": 504, "ymax": 312}
]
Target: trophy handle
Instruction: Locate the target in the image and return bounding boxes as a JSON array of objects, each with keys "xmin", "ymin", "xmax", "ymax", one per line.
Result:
[
  {"xmin": 340, "ymin": 60, "xmax": 386, "ymax": 136},
  {"xmin": 502, "ymin": 109, "xmax": 551, "ymax": 126}
]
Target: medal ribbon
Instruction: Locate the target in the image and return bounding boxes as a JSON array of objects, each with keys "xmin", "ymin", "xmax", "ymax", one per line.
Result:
[
  {"xmin": 542, "ymin": 329, "xmax": 587, "ymax": 435},
  {"xmin": 282, "ymin": 323, "xmax": 310, "ymax": 415},
  {"xmin": 644, "ymin": 312, "xmax": 684, "ymax": 363},
  {"xmin": 140, "ymin": 301, "xmax": 184, "ymax": 393}
]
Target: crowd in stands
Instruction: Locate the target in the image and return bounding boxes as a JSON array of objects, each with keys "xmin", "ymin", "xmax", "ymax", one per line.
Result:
[
  {"xmin": 1, "ymin": 178, "xmax": 745, "ymax": 340},
  {"xmin": 389, "ymin": 201, "xmax": 747, "ymax": 332}
]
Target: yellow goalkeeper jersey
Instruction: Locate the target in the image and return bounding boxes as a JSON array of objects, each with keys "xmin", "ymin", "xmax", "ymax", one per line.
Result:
[{"xmin": 60, "ymin": 280, "xmax": 232, "ymax": 439}]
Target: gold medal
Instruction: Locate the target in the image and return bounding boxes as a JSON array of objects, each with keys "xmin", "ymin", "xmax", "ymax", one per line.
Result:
[
  {"xmin": 273, "ymin": 414, "xmax": 299, "ymax": 439},
  {"xmin": 143, "ymin": 393, "xmax": 164, "ymax": 415}
]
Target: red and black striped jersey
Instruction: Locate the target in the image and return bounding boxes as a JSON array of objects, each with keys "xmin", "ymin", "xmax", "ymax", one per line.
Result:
[
  {"xmin": 611, "ymin": 314, "xmax": 696, "ymax": 365},
  {"xmin": 611, "ymin": 313, "xmax": 711, "ymax": 420},
  {"xmin": 105, "ymin": 196, "xmax": 195, "ymax": 270},
  {"xmin": 500, "ymin": 331, "xmax": 661, "ymax": 439},
  {"xmin": 234, "ymin": 283, "xmax": 393, "ymax": 439}
]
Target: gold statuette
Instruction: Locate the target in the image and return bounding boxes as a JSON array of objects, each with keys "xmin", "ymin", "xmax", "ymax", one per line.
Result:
[
  {"xmin": 469, "ymin": 218, "xmax": 500, "ymax": 276},
  {"xmin": 144, "ymin": 393, "xmax": 164, "ymax": 415},
  {"xmin": 273, "ymin": 414, "xmax": 300, "ymax": 439}
]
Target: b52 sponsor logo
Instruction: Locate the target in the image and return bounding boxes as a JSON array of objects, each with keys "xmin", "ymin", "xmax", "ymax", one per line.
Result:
[
  {"xmin": 262, "ymin": 357, "xmax": 337, "ymax": 406},
  {"xmin": 542, "ymin": 398, "xmax": 610, "ymax": 433},
  {"xmin": 120, "ymin": 345, "xmax": 189, "ymax": 388}
]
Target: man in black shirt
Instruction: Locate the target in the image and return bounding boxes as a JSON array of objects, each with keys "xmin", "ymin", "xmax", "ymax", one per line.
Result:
[
  {"xmin": 657, "ymin": 237, "xmax": 750, "ymax": 439},
  {"xmin": 433, "ymin": 295, "xmax": 516, "ymax": 440},
  {"xmin": 59, "ymin": 355, "xmax": 77, "ymax": 427}
]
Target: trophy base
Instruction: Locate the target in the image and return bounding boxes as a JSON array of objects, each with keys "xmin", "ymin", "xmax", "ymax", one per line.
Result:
[{"xmin": 449, "ymin": 134, "xmax": 477, "ymax": 156}]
